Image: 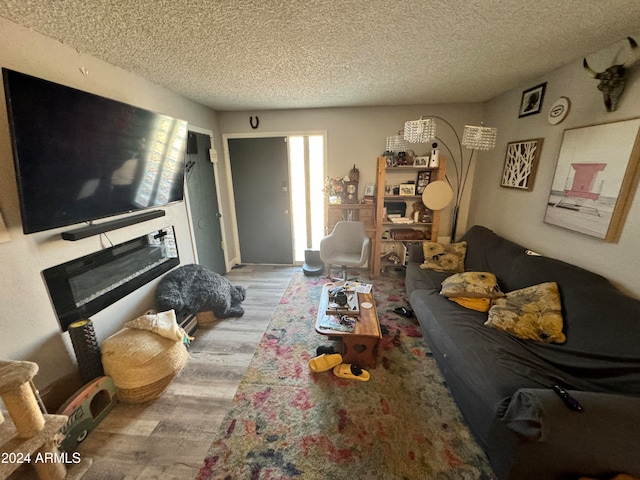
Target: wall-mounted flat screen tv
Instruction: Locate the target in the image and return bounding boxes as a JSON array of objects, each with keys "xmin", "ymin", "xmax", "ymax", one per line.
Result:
[{"xmin": 2, "ymin": 68, "xmax": 188, "ymax": 234}]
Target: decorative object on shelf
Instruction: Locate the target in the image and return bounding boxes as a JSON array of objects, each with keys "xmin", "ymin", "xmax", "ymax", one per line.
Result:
[
  {"xmin": 500, "ymin": 138, "xmax": 544, "ymax": 191},
  {"xmin": 544, "ymin": 118, "xmax": 640, "ymax": 242},
  {"xmin": 547, "ymin": 97, "xmax": 571, "ymax": 125},
  {"xmin": 402, "ymin": 116, "xmax": 498, "ymax": 240},
  {"xmin": 391, "ymin": 228, "xmax": 425, "ymax": 240},
  {"xmin": 364, "ymin": 184, "xmax": 375, "ymax": 197},
  {"xmin": 380, "ymin": 242, "xmax": 406, "ymax": 266},
  {"xmin": 349, "ymin": 164, "xmax": 360, "ymax": 182},
  {"xmin": 412, "ymin": 201, "xmax": 431, "ymax": 223},
  {"xmin": 583, "ymin": 36, "xmax": 639, "ymax": 112},
  {"xmin": 343, "ymin": 181, "xmax": 359, "ymax": 203},
  {"xmin": 323, "ymin": 176, "xmax": 344, "ymax": 204},
  {"xmin": 518, "ymin": 82, "xmax": 547, "ymax": 117},
  {"xmin": 429, "ymin": 143, "xmax": 440, "ymax": 167},
  {"xmin": 399, "ymin": 183, "xmax": 416, "ymax": 196},
  {"xmin": 416, "ymin": 170, "xmax": 431, "ymax": 194}
]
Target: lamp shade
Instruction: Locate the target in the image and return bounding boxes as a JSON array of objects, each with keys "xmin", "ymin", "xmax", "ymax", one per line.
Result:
[
  {"xmin": 461, "ymin": 125, "xmax": 498, "ymax": 150},
  {"xmin": 404, "ymin": 117, "xmax": 437, "ymax": 143},
  {"xmin": 386, "ymin": 133, "xmax": 409, "ymax": 153},
  {"xmin": 421, "ymin": 180, "xmax": 454, "ymax": 211}
]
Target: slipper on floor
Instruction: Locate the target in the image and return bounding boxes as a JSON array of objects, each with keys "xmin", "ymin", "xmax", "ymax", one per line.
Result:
[
  {"xmin": 332, "ymin": 363, "xmax": 370, "ymax": 382},
  {"xmin": 309, "ymin": 353, "xmax": 343, "ymax": 373},
  {"xmin": 393, "ymin": 306, "xmax": 415, "ymax": 318}
]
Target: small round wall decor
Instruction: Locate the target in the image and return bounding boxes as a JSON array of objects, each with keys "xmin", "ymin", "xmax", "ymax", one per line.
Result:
[{"xmin": 548, "ymin": 97, "xmax": 570, "ymax": 125}]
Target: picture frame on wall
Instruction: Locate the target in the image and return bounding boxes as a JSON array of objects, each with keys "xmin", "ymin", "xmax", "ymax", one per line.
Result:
[
  {"xmin": 500, "ymin": 138, "xmax": 544, "ymax": 191},
  {"xmin": 544, "ymin": 118, "xmax": 640, "ymax": 242},
  {"xmin": 518, "ymin": 82, "xmax": 546, "ymax": 118}
]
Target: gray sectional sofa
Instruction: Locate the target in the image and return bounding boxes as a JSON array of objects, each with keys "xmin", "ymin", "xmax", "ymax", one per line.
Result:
[{"xmin": 406, "ymin": 225, "xmax": 640, "ymax": 480}]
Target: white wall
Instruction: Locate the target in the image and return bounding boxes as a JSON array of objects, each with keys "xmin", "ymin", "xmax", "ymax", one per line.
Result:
[
  {"xmin": 468, "ymin": 35, "xmax": 640, "ymax": 298},
  {"xmin": 218, "ymin": 103, "xmax": 484, "ymax": 247},
  {"xmin": 0, "ymin": 17, "xmax": 220, "ymax": 390}
]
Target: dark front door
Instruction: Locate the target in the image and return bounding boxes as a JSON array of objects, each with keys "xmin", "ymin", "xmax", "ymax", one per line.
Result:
[
  {"xmin": 185, "ymin": 131, "xmax": 226, "ymax": 273},
  {"xmin": 228, "ymin": 137, "xmax": 292, "ymax": 264}
]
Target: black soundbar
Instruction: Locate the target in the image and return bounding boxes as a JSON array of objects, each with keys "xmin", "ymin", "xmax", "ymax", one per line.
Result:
[{"xmin": 61, "ymin": 210, "xmax": 166, "ymax": 241}]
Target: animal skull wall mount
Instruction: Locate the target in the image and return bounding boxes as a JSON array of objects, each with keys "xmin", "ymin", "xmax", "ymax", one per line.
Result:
[{"xmin": 583, "ymin": 36, "xmax": 640, "ymax": 112}]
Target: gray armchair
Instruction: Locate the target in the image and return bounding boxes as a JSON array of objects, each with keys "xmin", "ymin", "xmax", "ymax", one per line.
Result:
[{"xmin": 319, "ymin": 221, "xmax": 370, "ymax": 281}]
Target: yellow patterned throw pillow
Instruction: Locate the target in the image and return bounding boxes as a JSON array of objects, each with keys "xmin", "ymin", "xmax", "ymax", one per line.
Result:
[
  {"xmin": 420, "ymin": 241, "xmax": 467, "ymax": 273},
  {"xmin": 449, "ymin": 297, "xmax": 492, "ymax": 312},
  {"xmin": 485, "ymin": 282, "xmax": 566, "ymax": 343},
  {"xmin": 441, "ymin": 272, "xmax": 503, "ymax": 298},
  {"xmin": 441, "ymin": 271, "xmax": 504, "ymax": 312}
]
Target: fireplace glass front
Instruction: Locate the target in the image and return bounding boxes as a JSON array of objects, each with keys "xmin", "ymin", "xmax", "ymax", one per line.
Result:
[{"xmin": 43, "ymin": 226, "xmax": 179, "ymax": 331}]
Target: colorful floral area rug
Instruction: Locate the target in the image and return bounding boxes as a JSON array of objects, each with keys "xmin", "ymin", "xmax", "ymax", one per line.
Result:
[{"xmin": 197, "ymin": 271, "xmax": 494, "ymax": 480}]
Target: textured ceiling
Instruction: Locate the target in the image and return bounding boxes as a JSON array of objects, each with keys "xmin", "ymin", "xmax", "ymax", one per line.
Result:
[{"xmin": 1, "ymin": 0, "xmax": 640, "ymax": 111}]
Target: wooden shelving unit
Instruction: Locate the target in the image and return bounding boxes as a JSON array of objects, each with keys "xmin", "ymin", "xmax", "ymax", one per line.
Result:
[{"xmin": 371, "ymin": 156, "xmax": 447, "ymax": 277}]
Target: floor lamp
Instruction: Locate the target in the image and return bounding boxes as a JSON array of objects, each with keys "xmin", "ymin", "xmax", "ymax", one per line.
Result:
[{"xmin": 403, "ymin": 116, "xmax": 497, "ymax": 240}]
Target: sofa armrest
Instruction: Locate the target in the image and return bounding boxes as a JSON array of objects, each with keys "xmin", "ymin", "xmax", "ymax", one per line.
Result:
[
  {"xmin": 499, "ymin": 388, "xmax": 640, "ymax": 477},
  {"xmin": 501, "ymin": 388, "xmax": 640, "ymax": 442}
]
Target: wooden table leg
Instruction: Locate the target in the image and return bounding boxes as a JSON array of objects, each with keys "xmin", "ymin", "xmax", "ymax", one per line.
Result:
[{"xmin": 342, "ymin": 336, "xmax": 380, "ymax": 369}]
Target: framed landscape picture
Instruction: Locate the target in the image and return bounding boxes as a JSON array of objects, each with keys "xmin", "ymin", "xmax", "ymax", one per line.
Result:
[
  {"xmin": 544, "ymin": 118, "xmax": 640, "ymax": 242},
  {"xmin": 500, "ymin": 138, "xmax": 543, "ymax": 190}
]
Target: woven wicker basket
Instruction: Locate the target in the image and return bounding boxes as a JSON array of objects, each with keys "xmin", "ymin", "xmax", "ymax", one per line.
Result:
[{"xmin": 102, "ymin": 327, "xmax": 189, "ymax": 404}]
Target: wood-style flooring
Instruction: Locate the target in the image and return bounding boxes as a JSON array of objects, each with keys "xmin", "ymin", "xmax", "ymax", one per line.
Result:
[{"xmin": 10, "ymin": 265, "xmax": 296, "ymax": 480}]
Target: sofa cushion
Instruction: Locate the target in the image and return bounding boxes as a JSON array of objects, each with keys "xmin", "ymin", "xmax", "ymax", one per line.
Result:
[
  {"xmin": 459, "ymin": 226, "xmax": 527, "ymax": 291},
  {"xmin": 441, "ymin": 271, "xmax": 503, "ymax": 312},
  {"xmin": 420, "ymin": 241, "xmax": 467, "ymax": 273},
  {"xmin": 441, "ymin": 271, "xmax": 504, "ymax": 298},
  {"xmin": 405, "ymin": 261, "xmax": 451, "ymax": 295},
  {"xmin": 486, "ymin": 282, "xmax": 566, "ymax": 344}
]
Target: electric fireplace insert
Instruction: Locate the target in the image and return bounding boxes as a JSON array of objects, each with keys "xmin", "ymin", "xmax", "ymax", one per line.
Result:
[{"xmin": 43, "ymin": 226, "xmax": 179, "ymax": 331}]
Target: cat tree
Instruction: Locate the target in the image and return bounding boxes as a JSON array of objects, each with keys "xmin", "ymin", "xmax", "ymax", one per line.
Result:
[{"xmin": 0, "ymin": 360, "xmax": 68, "ymax": 480}]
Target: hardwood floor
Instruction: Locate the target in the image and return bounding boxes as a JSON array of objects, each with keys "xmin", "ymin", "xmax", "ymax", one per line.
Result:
[{"xmin": 11, "ymin": 265, "xmax": 296, "ymax": 480}]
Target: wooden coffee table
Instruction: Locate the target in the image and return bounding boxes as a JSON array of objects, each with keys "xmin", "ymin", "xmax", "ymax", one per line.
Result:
[{"xmin": 315, "ymin": 282, "xmax": 382, "ymax": 368}]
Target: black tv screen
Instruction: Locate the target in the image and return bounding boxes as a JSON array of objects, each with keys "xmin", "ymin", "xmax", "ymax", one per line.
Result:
[{"xmin": 3, "ymin": 68, "xmax": 188, "ymax": 234}]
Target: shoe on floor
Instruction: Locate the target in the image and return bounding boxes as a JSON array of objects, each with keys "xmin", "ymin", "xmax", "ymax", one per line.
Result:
[
  {"xmin": 316, "ymin": 345, "xmax": 338, "ymax": 356},
  {"xmin": 309, "ymin": 353, "xmax": 343, "ymax": 373},
  {"xmin": 393, "ymin": 306, "xmax": 414, "ymax": 318},
  {"xmin": 332, "ymin": 363, "xmax": 370, "ymax": 381}
]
